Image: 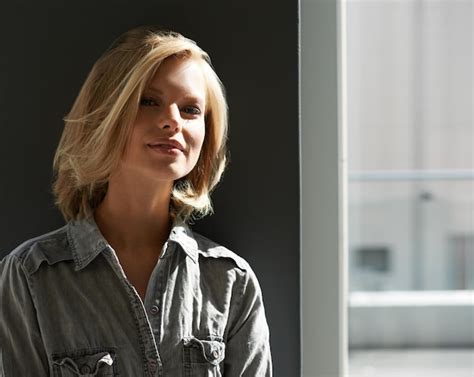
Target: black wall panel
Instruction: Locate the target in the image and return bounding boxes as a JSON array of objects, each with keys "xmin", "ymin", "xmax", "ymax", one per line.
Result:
[{"xmin": 0, "ymin": 2, "xmax": 300, "ymax": 375}]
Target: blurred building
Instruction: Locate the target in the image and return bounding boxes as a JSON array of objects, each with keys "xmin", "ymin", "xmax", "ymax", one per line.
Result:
[{"xmin": 347, "ymin": 0, "xmax": 473, "ymax": 293}]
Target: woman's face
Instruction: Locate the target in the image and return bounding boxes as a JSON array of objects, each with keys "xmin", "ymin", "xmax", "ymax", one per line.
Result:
[{"xmin": 119, "ymin": 56, "xmax": 207, "ymax": 186}]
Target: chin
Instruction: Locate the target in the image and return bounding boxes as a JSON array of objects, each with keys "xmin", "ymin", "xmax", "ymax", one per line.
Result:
[{"xmin": 150, "ymin": 167, "xmax": 193, "ymax": 183}]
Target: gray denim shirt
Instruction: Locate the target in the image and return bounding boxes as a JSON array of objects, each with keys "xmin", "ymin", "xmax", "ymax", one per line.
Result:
[{"xmin": 0, "ymin": 217, "xmax": 272, "ymax": 376}]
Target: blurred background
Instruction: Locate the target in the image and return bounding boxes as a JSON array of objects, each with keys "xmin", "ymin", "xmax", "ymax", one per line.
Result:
[{"xmin": 346, "ymin": 0, "xmax": 473, "ymax": 376}]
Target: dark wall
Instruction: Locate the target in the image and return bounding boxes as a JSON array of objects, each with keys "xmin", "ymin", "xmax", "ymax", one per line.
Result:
[{"xmin": 0, "ymin": 2, "xmax": 300, "ymax": 375}]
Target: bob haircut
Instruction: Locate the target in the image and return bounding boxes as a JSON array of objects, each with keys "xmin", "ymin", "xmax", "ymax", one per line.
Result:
[{"xmin": 53, "ymin": 26, "xmax": 228, "ymax": 223}]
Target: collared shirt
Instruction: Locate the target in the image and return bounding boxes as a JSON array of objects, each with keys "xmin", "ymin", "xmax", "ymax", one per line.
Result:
[{"xmin": 0, "ymin": 217, "xmax": 272, "ymax": 376}]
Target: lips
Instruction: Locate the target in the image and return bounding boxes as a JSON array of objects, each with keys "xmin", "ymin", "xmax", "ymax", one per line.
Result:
[{"xmin": 147, "ymin": 139, "xmax": 185, "ymax": 151}]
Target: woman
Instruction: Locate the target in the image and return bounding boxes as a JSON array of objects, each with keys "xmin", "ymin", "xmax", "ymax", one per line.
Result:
[{"xmin": 0, "ymin": 26, "xmax": 272, "ymax": 376}]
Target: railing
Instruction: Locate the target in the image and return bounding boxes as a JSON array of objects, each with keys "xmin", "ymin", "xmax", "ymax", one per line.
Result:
[{"xmin": 349, "ymin": 169, "xmax": 474, "ymax": 182}]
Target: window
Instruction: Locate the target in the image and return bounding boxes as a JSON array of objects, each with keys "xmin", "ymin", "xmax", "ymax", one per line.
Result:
[{"xmin": 346, "ymin": 1, "xmax": 473, "ymax": 376}]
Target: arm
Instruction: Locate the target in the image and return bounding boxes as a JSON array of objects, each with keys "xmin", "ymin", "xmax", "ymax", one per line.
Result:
[
  {"xmin": 0, "ymin": 254, "xmax": 49, "ymax": 376},
  {"xmin": 224, "ymin": 267, "xmax": 272, "ymax": 376}
]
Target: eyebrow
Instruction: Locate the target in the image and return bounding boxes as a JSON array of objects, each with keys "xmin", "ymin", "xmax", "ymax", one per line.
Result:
[{"xmin": 145, "ymin": 86, "xmax": 205, "ymax": 105}]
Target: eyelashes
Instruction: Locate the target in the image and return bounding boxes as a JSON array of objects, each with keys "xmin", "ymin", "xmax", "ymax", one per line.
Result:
[
  {"xmin": 139, "ymin": 97, "xmax": 202, "ymax": 115},
  {"xmin": 182, "ymin": 106, "xmax": 201, "ymax": 115},
  {"xmin": 139, "ymin": 97, "xmax": 159, "ymax": 107}
]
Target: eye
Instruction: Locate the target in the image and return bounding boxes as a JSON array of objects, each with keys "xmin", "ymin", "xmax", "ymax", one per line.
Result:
[
  {"xmin": 182, "ymin": 106, "xmax": 202, "ymax": 115},
  {"xmin": 140, "ymin": 97, "xmax": 159, "ymax": 107}
]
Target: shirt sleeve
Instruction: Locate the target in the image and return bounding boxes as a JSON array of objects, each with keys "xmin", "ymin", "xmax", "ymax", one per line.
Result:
[
  {"xmin": 224, "ymin": 266, "xmax": 273, "ymax": 376},
  {"xmin": 0, "ymin": 254, "xmax": 49, "ymax": 376}
]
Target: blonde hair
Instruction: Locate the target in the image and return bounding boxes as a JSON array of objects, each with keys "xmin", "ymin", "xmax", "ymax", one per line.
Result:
[{"xmin": 53, "ymin": 26, "xmax": 228, "ymax": 222}]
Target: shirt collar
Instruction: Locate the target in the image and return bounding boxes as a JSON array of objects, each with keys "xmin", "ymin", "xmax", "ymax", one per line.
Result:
[{"xmin": 68, "ymin": 216, "xmax": 199, "ymax": 271}]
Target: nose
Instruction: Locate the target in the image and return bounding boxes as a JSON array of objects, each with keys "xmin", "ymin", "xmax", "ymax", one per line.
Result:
[{"xmin": 158, "ymin": 104, "xmax": 182, "ymax": 132}]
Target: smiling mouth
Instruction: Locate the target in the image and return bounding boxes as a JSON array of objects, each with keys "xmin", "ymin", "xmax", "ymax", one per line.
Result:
[{"xmin": 147, "ymin": 144, "xmax": 183, "ymax": 155}]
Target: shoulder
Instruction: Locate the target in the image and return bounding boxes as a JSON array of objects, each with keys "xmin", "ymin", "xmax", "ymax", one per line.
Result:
[
  {"xmin": 191, "ymin": 231, "xmax": 251, "ymax": 273},
  {"xmin": 1, "ymin": 225, "xmax": 71, "ymax": 276},
  {"xmin": 189, "ymin": 230, "xmax": 263, "ymax": 294},
  {"xmin": 186, "ymin": 231, "xmax": 265, "ymax": 308}
]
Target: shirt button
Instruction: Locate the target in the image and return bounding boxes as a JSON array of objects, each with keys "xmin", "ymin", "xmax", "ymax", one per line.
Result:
[
  {"xmin": 150, "ymin": 305, "xmax": 159, "ymax": 315},
  {"xmin": 80, "ymin": 365, "xmax": 91, "ymax": 374}
]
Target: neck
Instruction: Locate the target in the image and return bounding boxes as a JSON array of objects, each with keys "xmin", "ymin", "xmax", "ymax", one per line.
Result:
[{"xmin": 94, "ymin": 171, "xmax": 174, "ymax": 254}]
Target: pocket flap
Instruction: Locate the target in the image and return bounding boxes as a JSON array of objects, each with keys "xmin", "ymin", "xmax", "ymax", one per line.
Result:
[
  {"xmin": 183, "ymin": 337, "xmax": 225, "ymax": 366},
  {"xmin": 52, "ymin": 350, "xmax": 115, "ymax": 376}
]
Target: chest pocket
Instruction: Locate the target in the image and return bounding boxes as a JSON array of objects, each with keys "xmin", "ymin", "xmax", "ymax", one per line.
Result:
[
  {"xmin": 183, "ymin": 337, "xmax": 225, "ymax": 377},
  {"xmin": 51, "ymin": 349, "xmax": 117, "ymax": 377}
]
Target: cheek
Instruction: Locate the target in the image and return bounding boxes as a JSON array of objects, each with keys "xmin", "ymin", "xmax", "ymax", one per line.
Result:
[
  {"xmin": 120, "ymin": 120, "xmax": 148, "ymax": 165},
  {"xmin": 191, "ymin": 123, "xmax": 206, "ymax": 154},
  {"xmin": 124, "ymin": 126, "xmax": 142, "ymax": 155},
  {"xmin": 185, "ymin": 125, "xmax": 205, "ymax": 172}
]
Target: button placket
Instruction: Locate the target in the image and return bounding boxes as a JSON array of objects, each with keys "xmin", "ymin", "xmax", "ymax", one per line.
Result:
[
  {"xmin": 147, "ymin": 244, "xmax": 171, "ymax": 345},
  {"xmin": 104, "ymin": 245, "xmax": 163, "ymax": 376}
]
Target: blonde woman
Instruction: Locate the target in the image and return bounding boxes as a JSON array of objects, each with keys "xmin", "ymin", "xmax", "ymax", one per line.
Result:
[{"xmin": 0, "ymin": 26, "xmax": 272, "ymax": 376}]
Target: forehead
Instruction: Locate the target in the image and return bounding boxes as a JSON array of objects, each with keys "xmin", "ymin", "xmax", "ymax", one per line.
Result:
[{"xmin": 146, "ymin": 56, "xmax": 207, "ymax": 101}]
